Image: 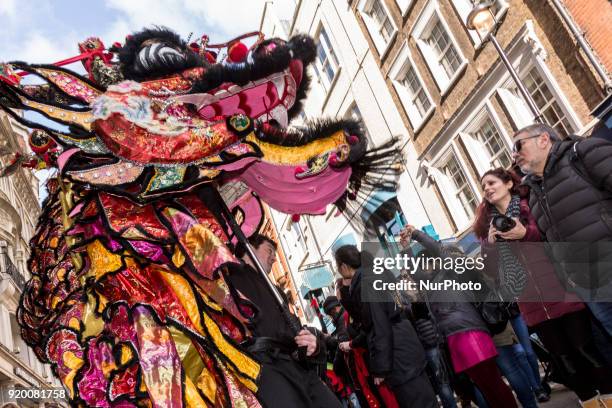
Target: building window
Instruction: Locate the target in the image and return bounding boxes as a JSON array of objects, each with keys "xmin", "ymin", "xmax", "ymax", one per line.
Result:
[
  {"xmin": 314, "ymin": 26, "xmax": 340, "ymax": 92},
  {"xmin": 368, "ymin": 0, "xmax": 395, "ymax": 42},
  {"xmin": 498, "ymin": 64, "xmax": 578, "ymax": 136},
  {"xmin": 474, "ymin": 117, "xmax": 512, "ymax": 169},
  {"xmin": 403, "ymin": 66, "xmax": 433, "ymax": 117},
  {"xmin": 522, "ymin": 67, "xmax": 573, "ymax": 136},
  {"xmin": 442, "ymin": 154, "xmax": 477, "ymax": 219},
  {"xmin": 412, "ymin": 0, "xmax": 466, "ymax": 93},
  {"xmin": 427, "ymin": 19, "xmax": 462, "ymax": 79},
  {"xmin": 292, "ymin": 221, "xmax": 307, "ymax": 253},
  {"xmin": 346, "ymin": 103, "xmax": 372, "ymax": 144},
  {"xmin": 389, "ymin": 42, "xmax": 435, "ymax": 131},
  {"xmin": 359, "ymin": 0, "xmax": 398, "ymax": 57}
]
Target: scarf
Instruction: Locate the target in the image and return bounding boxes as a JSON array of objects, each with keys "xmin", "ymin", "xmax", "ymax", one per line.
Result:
[{"xmin": 490, "ymin": 194, "xmax": 527, "ymax": 300}]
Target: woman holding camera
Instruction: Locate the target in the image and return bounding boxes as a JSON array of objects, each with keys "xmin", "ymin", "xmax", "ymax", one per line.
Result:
[{"xmin": 474, "ymin": 167, "xmax": 612, "ymax": 408}]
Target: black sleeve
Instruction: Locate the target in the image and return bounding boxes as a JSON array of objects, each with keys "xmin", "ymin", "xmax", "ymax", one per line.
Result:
[
  {"xmin": 325, "ymin": 333, "xmax": 339, "ymax": 351},
  {"xmin": 367, "ymin": 301, "xmax": 394, "ymax": 378},
  {"xmin": 306, "ymin": 328, "xmax": 328, "ymax": 365},
  {"xmin": 412, "ymin": 230, "xmax": 443, "ymax": 257},
  {"xmin": 350, "ymin": 330, "xmax": 367, "ymax": 348},
  {"xmin": 577, "ymin": 137, "xmax": 612, "ymax": 193}
]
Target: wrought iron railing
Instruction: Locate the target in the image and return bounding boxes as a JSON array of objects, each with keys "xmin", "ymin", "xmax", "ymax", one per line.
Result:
[{"xmin": 1, "ymin": 254, "xmax": 25, "ymax": 290}]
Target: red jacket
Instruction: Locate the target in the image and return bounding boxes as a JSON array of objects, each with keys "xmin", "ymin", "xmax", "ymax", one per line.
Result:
[{"xmin": 481, "ymin": 199, "xmax": 584, "ymax": 327}]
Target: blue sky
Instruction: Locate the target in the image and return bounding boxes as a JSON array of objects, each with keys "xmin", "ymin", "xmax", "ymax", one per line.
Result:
[{"xmin": 0, "ymin": 0, "xmax": 295, "ymax": 64}]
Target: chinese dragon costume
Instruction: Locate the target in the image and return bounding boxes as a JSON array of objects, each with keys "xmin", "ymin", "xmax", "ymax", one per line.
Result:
[{"xmin": 0, "ymin": 27, "xmax": 399, "ymax": 407}]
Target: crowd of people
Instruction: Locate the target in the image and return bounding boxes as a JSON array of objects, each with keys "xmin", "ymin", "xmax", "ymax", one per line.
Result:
[{"xmin": 235, "ymin": 123, "xmax": 612, "ymax": 408}]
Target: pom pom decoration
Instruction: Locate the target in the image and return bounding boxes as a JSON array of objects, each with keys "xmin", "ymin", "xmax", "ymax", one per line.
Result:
[
  {"xmin": 291, "ymin": 214, "xmax": 301, "ymax": 223},
  {"xmin": 347, "ymin": 135, "xmax": 360, "ymax": 145},
  {"xmin": 328, "ymin": 152, "xmax": 339, "ymax": 167},
  {"xmin": 227, "ymin": 41, "xmax": 248, "ymax": 63}
]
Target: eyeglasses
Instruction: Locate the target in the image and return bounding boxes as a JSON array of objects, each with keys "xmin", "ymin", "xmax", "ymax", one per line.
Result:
[{"xmin": 512, "ymin": 135, "xmax": 540, "ymax": 153}]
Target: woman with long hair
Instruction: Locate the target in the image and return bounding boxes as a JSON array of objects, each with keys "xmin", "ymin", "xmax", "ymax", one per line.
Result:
[
  {"xmin": 399, "ymin": 225, "xmax": 518, "ymax": 408},
  {"xmin": 474, "ymin": 167, "xmax": 612, "ymax": 408}
]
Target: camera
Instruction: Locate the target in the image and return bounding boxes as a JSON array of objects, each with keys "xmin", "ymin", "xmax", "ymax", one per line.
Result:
[{"xmin": 491, "ymin": 215, "xmax": 516, "ymax": 233}]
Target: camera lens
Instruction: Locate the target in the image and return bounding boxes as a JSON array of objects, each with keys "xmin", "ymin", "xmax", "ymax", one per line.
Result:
[{"xmin": 492, "ymin": 215, "xmax": 516, "ymax": 233}]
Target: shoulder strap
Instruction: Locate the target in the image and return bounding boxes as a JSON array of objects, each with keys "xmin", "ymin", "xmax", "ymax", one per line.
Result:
[{"xmin": 568, "ymin": 141, "xmax": 605, "ymax": 191}]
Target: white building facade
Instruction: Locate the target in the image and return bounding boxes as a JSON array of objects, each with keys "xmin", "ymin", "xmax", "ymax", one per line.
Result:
[
  {"xmin": 0, "ymin": 112, "xmax": 67, "ymax": 408},
  {"xmin": 259, "ymin": 0, "xmax": 451, "ymax": 325}
]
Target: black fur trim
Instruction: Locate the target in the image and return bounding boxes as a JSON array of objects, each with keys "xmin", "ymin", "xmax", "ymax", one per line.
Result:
[
  {"xmin": 117, "ymin": 26, "xmax": 206, "ymax": 81},
  {"xmin": 190, "ymin": 35, "xmax": 316, "ymax": 104},
  {"xmin": 256, "ymin": 117, "xmax": 367, "ymax": 152},
  {"xmin": 333, "ymin": 138, "xmax": 403, "ymax": 218}
]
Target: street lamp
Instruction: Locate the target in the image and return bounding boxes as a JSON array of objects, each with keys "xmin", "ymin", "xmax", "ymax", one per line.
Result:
[{"xmin": 467, "ymin": 1, "xmax": 544, "ymax": 123}]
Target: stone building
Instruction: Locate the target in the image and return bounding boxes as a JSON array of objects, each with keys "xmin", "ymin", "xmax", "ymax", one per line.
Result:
[
  {"xmin": 0, "ymin": 112, "xmax": 66, "ymax": 407},
  {"xmin": 349, "ymin": 0, "xmax": 611, "ymax": 236},
  {"xmin": 261, "ymin": 0, "xmax": 611, "ymax": 325},
  {"xmin": 259, "ymin": 0, "xmax": 449, "ymax": 327}
]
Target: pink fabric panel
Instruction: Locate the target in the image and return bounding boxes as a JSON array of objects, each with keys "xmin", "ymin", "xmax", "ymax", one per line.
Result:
[
  {"xmin": 229, "ymin": 191, "xmax": 263, "ymax": 243},
  {"xmin": 236, "ymin": 161, "xmax": 351, "ymax": 215},
  {"xmin": 58, "ymin": 148, "xmax": 80, "ymax": 171},
  {"xmin": 214, "ymin": 156, "xmax": 258, "ymax": 171},
  {"xmin": 447, "ymin": 330, "xmax": 498, "ymax": 373}
]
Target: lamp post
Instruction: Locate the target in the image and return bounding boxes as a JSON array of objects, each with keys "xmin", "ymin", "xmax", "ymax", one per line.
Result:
[{"xmin": 467, "ymin": 1, "xmax": 544, "ymax": 123}]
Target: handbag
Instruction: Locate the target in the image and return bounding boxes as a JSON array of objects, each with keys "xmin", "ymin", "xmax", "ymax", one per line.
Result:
[{"xmin": 474, "ymin": 300, "xmax": 512, "ymax": 335}]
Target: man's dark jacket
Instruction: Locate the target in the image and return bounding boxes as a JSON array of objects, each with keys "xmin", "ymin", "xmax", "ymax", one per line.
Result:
[
  {"xmin": 523, "ymin": 136, "xmax": 612, "ymax": 289},
  {"xmin": 340, "ymin": 268, "xmax": 427, "ymax": 387}
]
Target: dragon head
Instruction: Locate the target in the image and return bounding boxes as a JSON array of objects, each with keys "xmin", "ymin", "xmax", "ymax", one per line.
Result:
[{"xmin": 114, "ymin": 27, "xmax": 316, "ymax": 129}]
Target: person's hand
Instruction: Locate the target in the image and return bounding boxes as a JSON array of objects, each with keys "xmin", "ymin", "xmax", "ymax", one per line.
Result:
[
  {"xmin": 399, "ymin": 225, "xmax": 416, "ymax": 248},
  {"xmin": 487, "ymin": 223, "xmax": 499, "ymax": 244},
  {"xmin": 338, "ymin": 341, "xmax": 351, "ymax": 353},
  {"xmin": 373, "ymin": 377, "xmax": 384, "ymax": 386},
  {"xmin": 295, "ymin": 329, "xmax": 318, "ymax": 356},
  {"xmin": 497, "ymin": 218, "xmax": 526, "ymax": 241}
]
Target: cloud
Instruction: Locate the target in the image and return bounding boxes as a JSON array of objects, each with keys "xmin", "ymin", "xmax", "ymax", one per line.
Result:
[
  {"xmin": 103, "ymin": 0, "xmax": 268, "ymax": 43},
  {"xmin": 0, "ymin": 0, "xmax": 17, "ymax": 17},
  {"xmin": 10, "ymin": 31, "xmax": 80, "ymax": 63},
  {"xmin": 0, "ymin": 0, "xmax": 289, "ymax": 71}
]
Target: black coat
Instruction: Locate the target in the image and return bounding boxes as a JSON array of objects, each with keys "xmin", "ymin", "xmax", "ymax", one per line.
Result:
[
  {"xmin": 340, "ymin": 269, "xmax": 427, "ymax": 387},
  {"xmin": 523, "ymin": 136, "xmax": 612, "ymax": 291},
  {"xmin": 410, "ymin": 231, "xmax": 489, "ymax": 337}
]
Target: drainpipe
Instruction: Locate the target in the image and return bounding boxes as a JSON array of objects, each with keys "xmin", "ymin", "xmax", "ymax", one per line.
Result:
[{"xmin": 550, "ymin": 0, "xmax": 612, "ymax": 94}]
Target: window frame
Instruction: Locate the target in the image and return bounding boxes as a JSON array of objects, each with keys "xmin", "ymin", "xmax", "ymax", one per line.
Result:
[
  {"xmin": 411, "ymin": 0, "xmax": 467, "ymax": 95},
  {"xmin": 345, "ymin": 102, "xmax": 374, "ymax": 145},
  {"xmin": 388, "ymin": 41, "xmax": 436, "ymax": 132},
  {"xmin": 497, "ymin": 60, "xmax": 582, "ymax": 134},
  {"xmin": 460, "ymin": 102, "xmax": 513, "ymax": 176},
  {"xmin": 313, "ymin": 24, "xmax": 341, "ymax": 94},
  {"xmin": 358, "ymin": 0, "xmax": 399, "ymax": 59},
  {"xmin": 431, "ymin": 145, "xmax": 481, "ymax": 231}
]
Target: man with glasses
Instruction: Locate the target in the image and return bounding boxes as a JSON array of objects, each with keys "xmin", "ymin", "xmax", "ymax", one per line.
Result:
[{"xmin": 513, "ymin": 123, "xmax": 612, "ymax": 370}]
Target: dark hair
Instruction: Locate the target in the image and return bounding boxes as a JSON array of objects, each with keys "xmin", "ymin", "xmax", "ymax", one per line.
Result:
[
  {"xmin": 473, "ymin": 168, "xmax": 527, "ymax": 240},
  {"xmin": 334, "ymin": 245, "xmax": 361, "ymax": 269},
  {"xmin": 513, "ymin": 123, "xmax": 562, "ymax": 142},
  {"xmin": 118, "ymin": 26, "xmax": 205, "ymax": 81},
  {"xmin": 235, "ymin": 233, "xmax": 277, "ymax": 258}
]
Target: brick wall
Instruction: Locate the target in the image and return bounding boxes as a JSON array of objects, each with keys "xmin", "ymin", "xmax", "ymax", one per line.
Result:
[
  {"xmin": 351, "ymin": 0, "xmax": 607, "ymax": 156},
  {"xmin": 563, "ymin": 0, "xmax": 612, "ymax": 74}
]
